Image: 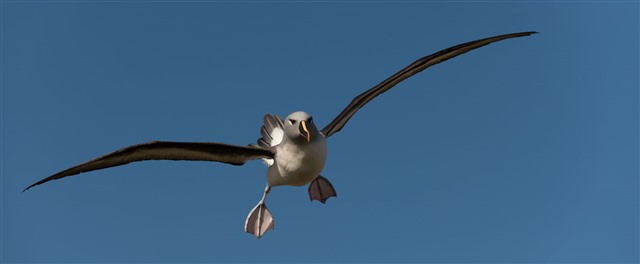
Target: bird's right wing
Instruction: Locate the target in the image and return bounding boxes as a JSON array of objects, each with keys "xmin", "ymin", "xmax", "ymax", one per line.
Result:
[
  {"xmin": 23, "ymin": 141, "xmax": 275, "ymax": 192},
  {"xmin": 320, "ymin": 31, "xmax": 537, "ymax": 138}
]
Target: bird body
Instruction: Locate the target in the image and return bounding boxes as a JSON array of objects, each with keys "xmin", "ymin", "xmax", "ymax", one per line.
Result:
[
  {"xmin": 269, "ymin": 133, "xmax": 327, "ymax": 187},
  {"xmin": 23, "ymin": 31, "xmax": 537, "ymax": 239},
  {"xmin": 257, "ymin": 111, "xmax": 328, "ymax": 187}
]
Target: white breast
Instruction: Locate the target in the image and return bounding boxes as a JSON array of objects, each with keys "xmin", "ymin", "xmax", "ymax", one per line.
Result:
[{"xmin": 266, "ymin": 138, "xmax": 327, "ymax": 187}]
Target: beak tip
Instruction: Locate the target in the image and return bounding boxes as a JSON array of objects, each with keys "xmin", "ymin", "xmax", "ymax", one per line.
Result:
[{"xmin": 300, "ymin": 120, "xmax": 311, "ymax": 142}]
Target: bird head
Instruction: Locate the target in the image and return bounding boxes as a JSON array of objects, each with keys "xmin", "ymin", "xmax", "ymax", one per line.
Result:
[{"xmin": 283, "ymin": 111, "xmax": 318, "ymax": 144}]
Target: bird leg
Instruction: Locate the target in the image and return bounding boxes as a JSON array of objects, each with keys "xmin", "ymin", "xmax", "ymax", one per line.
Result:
[
  {"xmin": 308, "ymin": 175, "xmax": 337, "ymax": 203},
  {"xmin": 245, "ymin": 185, "xmax": 274, "ymax": 239}
]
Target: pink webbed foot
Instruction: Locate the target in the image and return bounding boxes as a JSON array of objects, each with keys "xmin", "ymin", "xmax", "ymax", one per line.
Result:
[
  {"xmin": 244, "ymin": 203, "xmax": 274, "ymax": 239},
  {"xmin": 245, "ymin": 185, "xmax": 274, "ymax": 239},
  {"xmin": 308, "ymin": 175, "xmax": 337, "ymax": 203}
]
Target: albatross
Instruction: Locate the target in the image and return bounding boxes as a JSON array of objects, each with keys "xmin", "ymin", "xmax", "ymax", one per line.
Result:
[{"xmin": 23, "ymin": 31, "xmax": 537, "ymax": 238}]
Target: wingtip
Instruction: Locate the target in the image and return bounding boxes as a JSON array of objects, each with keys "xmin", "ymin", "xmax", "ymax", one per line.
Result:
[
  {"xmin": 22, "ymin": 185, "xmax": 34, "ymax": 193},
  {"xmin": 22, "ymin": 181, "xmax": 41, "ymax": 192},
  {"xmin": 507, "ymin": 31, "xmax": 538, "ymax": 37}
]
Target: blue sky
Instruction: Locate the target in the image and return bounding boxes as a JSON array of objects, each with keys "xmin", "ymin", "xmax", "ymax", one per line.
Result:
[{"xmin": 1, "ymin": 1, "xmax": 638, "ymax": 263}]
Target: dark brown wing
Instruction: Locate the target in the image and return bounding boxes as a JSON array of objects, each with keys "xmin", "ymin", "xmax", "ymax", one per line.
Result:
[
  {"xmin": 23, "ymin": 141, "xmax": 275, "ymax": 191},
  {"xmin": 320, "ymin": 31, "xmax": 537, "ymax": 138}
]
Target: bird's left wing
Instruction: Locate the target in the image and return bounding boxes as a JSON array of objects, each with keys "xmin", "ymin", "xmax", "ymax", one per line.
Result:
[
  {"xmin": 23, "ymin": 141, "xmax": 275, "ymax": 191},
  {"xmin": 320, "ymin": 31, "xmax": 537, "ymax": 138}
]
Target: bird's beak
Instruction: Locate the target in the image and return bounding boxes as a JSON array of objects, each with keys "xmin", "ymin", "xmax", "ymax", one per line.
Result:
[{"xmin": 299, "ymin": 120, "xmax": 311, "ymax": 142}]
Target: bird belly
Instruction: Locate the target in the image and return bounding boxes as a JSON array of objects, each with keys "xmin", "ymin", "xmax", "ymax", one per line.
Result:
[{"xmin": 267, "ymin": 139, "xmax": 327, "ymax": 187}]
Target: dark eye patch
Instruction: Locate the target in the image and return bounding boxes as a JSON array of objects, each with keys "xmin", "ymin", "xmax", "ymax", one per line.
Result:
[{"xmin": 288, "ymin": 119, "xmax": 296, "ymax": 125}]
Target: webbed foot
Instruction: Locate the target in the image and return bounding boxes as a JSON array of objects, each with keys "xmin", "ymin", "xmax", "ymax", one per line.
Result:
[
  {"xmin": 245, "ymin": 185, "xmax": 274, "ymax": 238},
  {"xmin": 244, "ymin": 202, "xmax": 274, "ymax": 239},
  {"xmin": 308, "ymin": 175, "xmax": 337, "ymax": 203}
]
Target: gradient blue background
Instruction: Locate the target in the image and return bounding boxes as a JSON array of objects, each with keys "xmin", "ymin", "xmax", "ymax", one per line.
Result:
[{"xmin": 2, "ymin": 1, "xmax": 638, "ymax": 263}]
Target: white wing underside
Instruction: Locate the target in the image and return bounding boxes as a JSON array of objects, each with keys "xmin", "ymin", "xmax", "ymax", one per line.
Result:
[
  {"xmin": 270, "ymin": 128, "xmax": 284, "ymax": 147},
  {"xmin": 262, "ymin": 127, "xmax": 283, "ymax": 166}
]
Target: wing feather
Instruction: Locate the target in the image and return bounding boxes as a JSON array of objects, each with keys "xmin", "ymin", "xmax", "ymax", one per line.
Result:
[
  {"xmin": 23, "ymin": 141, "xmax": 275, "ymax": 191},
  {"xmin": 256, "ymin": 114, "xmax": 285, "ymax": 150},
  {"xmin": 320, "ymin": 31, "xmax": 537, "ymax": 138}
]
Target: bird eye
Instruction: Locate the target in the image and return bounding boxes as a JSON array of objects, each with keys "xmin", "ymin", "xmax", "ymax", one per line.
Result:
[{"xmin": 288, "ymin": 119, "xmax": 295, "ymax": 125}]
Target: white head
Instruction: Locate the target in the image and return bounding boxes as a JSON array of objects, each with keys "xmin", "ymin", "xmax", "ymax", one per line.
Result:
[{"xmin": 283, "ymin": 111, "xmax": 319, "ymax": 144}]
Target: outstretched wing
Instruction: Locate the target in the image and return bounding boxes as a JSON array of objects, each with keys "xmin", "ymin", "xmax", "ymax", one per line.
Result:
[
  {"xmin": 23, "ymin": 141, "xmax": 275, "ymax": 191},
  {"xmin": 320, "ymin": 31, "xmax": 537, "ymax": 138}
]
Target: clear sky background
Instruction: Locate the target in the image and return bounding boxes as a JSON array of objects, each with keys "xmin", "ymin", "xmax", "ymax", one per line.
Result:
[{"xmin": 1, "ymin": 1, "xmax": 638, "ymax": 263}]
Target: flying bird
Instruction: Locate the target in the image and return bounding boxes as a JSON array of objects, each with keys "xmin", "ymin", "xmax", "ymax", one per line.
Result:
[{"xmin": 24, "ymin": 31, "xmax": 537, "ymax": 238}]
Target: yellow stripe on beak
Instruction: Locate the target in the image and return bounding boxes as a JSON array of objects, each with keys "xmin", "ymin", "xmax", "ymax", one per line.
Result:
[{"xmin": 301, "ymin": 120, "xmax": 311, "ymax": 142}]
